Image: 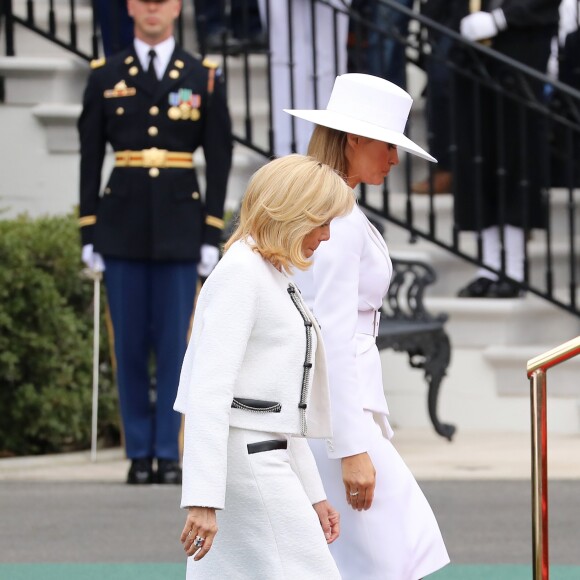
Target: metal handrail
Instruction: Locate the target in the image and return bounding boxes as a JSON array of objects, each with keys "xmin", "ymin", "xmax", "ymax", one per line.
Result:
[{"xmin": 527, "ymin": 336, "xmax": 580, "ymax": 580}]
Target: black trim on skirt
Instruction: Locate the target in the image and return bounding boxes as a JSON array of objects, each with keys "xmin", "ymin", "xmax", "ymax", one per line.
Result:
[{"xmin": 247, "ymin": 439, "xmax": 288, "ymax": 454}]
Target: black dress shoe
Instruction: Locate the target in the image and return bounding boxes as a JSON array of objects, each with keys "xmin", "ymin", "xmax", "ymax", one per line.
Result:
[
  {"xmin": 457, "ymin": 277, "xmax": 495, "ymax": 298},
  {"xmin": 156, "ymin": 459, "xmax": 182, "ymax": 485},
  {"xmin": 127, "ymin": 458, "xmax": 153, "ymax": 485},
  {"xmin": 486, "ymin": 280, "xmax": 524, "ymax": 298}
]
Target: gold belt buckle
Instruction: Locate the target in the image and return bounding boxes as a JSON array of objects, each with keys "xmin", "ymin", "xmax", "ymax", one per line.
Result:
[{"xmin": 142, "ymin": 147, "xmax": 167, "ymax": 167}]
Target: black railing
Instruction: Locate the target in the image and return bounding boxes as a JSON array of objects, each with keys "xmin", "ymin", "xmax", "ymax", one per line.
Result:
[
  {"xmin": 349, "ymin": 0, "xmax": 580, "ymax": 317},
  {"xmin": 2, "ymin": 0, "xmax": 579, "ymax": 316}
]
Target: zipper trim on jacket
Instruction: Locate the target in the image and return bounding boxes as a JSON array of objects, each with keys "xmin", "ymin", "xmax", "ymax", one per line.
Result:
[{"xmin": 287, "ymin": 283, "xmax": 313, "ymax": 436}]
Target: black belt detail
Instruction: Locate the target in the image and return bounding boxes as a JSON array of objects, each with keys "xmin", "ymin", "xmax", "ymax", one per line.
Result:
[{"xmin": 247, "ymin": 440, "xmax": 288, "ymax": 454}]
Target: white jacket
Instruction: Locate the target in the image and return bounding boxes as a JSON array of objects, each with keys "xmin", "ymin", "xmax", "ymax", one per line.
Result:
[
  {"xmin": 174, "ymin": 239, "xmax": 332, "ymax": 509},
  {"xmin": 294, "ymin": 205, "xmax": 393, "ymax": 458}
]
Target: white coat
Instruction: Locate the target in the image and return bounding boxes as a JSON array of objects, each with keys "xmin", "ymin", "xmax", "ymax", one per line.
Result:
[
  {"xmin": 174, "ymin": 239, "xmax": 340, "ymax": 579},
  {"xmin": 294, "ymin": 205, "xmax": 450, "ymax": 579}
]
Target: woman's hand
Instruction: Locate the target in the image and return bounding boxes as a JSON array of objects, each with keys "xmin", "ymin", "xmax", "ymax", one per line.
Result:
[
  {"xmin": 313, "ymin": 499, "xmax": 340, "ymax": 544},
  {"xmin": 341, "ymin": 452, "xmax": 376, "ymax": 511},
  {"xmin": 180, "ymin": 506, "xmax": 218, "ymax": 560}
]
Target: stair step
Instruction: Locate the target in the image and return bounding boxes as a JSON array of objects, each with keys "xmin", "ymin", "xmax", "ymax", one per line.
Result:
[
  {"xmin": 0, "ymin": 56, "xmax": 89, "ymax": 104},
  {"xmin": 484, "ymin": 344, "xmax": 580, "ymax": 398},
  {"xmin": 403, "ymin": 238, "xmax": 580, "ymax": 299},
  {"xmin": 365, "ymin": 186, "xmax": 580, "ymax": 247},
  {"xmin": 32, "ymin": 103, "xmax": 81, "ymax": 153},
  {"xmin": 382, "ymin": 342, "xmax": 580, "ymax": 435},
  {"xmin": 425, "ymin": 295, "xmax": 580, "ymax": 348}
]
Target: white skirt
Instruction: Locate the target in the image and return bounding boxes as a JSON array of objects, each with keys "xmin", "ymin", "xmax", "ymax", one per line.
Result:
[
  {"xmin": 309, "ymin": 412, "xmax": 450, "ymax": 580},
  {"xmin": 186, "ymin": 428, "xmax": 340, "ymax": 579}
]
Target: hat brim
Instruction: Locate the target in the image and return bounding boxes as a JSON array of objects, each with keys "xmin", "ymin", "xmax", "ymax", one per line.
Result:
[{"xmin": 284, "ymin": 108, "xmax": 437, "ymax": 163}]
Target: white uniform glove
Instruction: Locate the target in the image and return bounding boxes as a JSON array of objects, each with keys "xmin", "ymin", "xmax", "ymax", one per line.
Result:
[
  {"xmin": 460, "ymin": 9, "xmax": 506, "ymax": 42},
  {"xmin": 197, "ymin": 244, "xmax": 219, "ymax": 278},
  {"xmin": 82, "ymin": 244, "xmax": 106, "ymax": 272}
]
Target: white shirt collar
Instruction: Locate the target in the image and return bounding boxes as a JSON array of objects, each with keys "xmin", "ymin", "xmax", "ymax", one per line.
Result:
[{"xmin": 134, "ymin": 36, "xmax": 176, "ymax": 80}]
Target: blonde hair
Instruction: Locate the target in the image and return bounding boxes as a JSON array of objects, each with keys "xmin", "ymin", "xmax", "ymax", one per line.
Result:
[
  {"xmin": 224, "ymin": 154, "xmax": 354, "ymax": 273},
  {"xmin": 307, "ymin": 125, "xmax": 349, "ymax": 177}
]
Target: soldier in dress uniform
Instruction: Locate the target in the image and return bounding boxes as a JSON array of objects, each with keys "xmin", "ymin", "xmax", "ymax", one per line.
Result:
[
  {"xmin": 78, "ymin": 0, "xmax": 233, "ymax": 485},
  {"xmin": 447, "ymin": 0, "xmax": 559, "ymax": 298}
]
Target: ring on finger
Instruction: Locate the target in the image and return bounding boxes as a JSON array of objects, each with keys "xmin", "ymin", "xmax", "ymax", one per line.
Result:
[
  {"xmin": 349, "ymin": 490, "xmax": 359, "ymax": 497},
  {"xmin": 193, "ymin": 535, "xmax": 205, "ymax": 548}
]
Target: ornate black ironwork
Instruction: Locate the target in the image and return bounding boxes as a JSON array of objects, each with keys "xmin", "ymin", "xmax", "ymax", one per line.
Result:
[{"xmin": 377, "ymin": 257, "xmax": 455, "ymax": 441}]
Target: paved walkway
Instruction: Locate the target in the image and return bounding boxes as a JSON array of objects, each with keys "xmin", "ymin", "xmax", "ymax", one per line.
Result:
[
  {"xmin": 2, "ymin": 429, "xmax": 580, "ymax": 579},
  {"xmin": 2, "ymin": 428, "xmax": 579, "ymax": 482}
]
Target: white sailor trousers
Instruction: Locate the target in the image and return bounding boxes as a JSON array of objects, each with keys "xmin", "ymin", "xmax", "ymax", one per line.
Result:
[{"xmin": 186, "ymin": 428, "xmax": 340, "ymax": 579}]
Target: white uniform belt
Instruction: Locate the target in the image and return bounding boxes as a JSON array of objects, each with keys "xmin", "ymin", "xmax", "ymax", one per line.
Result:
[{"xmin": 357, "ymin": 309, "xmax": 380, "ymax": 338}]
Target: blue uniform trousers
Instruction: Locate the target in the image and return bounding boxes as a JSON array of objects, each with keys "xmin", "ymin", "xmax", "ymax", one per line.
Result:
[{"xmin": 105, "ymin": 258, "xmax": 197, "ymax": 461}]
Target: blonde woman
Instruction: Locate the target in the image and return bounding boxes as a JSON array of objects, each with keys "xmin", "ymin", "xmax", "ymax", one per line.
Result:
[
  {"xmin": 286, "ymin": 74, "xmax": 450, "ymax": 579},
  {"xmin": 174, "ymin": 154, "xmax": 354, "ymax": 579}
]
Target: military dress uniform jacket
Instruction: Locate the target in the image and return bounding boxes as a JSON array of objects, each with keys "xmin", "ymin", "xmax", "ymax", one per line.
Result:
[{"xmin": 78, "ymin": 45, "xmax": 233, "ymax": 261}]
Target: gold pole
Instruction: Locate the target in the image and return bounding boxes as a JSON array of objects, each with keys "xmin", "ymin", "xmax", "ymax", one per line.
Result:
[
  {"xmin": 527, "ymin": 337, "xmax": 579, "ymax": 580},
  {"xmin": 530, "ymin": 369, "xmax": 549, "ymax": 580}
]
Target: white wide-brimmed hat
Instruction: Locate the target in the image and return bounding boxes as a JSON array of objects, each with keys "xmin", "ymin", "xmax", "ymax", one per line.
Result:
[{"xmin": 285, "ymin": 73, "xmax": 436, "ymax": 163}]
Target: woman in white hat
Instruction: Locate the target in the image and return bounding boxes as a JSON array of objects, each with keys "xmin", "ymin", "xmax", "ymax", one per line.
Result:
[{"xmin": 286, "ymin": 74, "xmax": 450, "ymax": 580}]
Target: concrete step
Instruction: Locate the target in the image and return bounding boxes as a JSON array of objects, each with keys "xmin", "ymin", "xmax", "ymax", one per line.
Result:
[
  {"xmin": 31, "ymin": 103, "xmax": 81, "ymax": 153},
  {"xmin": 0, "ymin": 56, "xmax": 89, "ymax": 104},
  {"xmin": 382, "ymin": 343, "xmax": 580, "ymax": 435},
  {"xmin": 6, "ymin": 94, "xmax": 269, "ymax": 158},
  {"xmin": 424, "ymin": 295, "xmax": 580, "ymax": 349},
  {"xmin": 394, "ymin": 236, "xmax": 579, "ymax": 300},
  {"xmin": 365, "ymin": 186, "xmax": 580, "ymax": 248},
  {"xmin": 0, "ymin": 100, "xmax": 82, "ymax": 217},
  {"xmin": 484, "ymin": 343, "xmax": 580, "ymax": 398}
]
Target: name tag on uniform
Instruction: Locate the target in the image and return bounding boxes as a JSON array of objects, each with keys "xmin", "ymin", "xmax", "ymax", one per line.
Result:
[{"xmin": 104, "ymin": 80, "xmax": 137, "ymax": 99}]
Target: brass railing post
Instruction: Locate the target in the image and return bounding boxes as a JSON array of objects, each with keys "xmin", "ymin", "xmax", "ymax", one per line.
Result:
[
  {"xmin": 530, "ymin": 368, "xmax": 548, "ymax": 580},
  {"xmin": 527, "ymin": 336, "xmax": 580, "ymax": 580}
]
